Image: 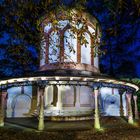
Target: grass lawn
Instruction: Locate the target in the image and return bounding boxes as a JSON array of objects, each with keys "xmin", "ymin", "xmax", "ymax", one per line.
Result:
[{"xmin": 0, "ymin": 117, "xmax": 140, "ymax": 140}]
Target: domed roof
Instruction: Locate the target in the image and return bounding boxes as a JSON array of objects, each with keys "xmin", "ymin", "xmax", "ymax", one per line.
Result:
[{"xmin": 40, "ymin": 8, "xmax": 101, "ymax": 31}]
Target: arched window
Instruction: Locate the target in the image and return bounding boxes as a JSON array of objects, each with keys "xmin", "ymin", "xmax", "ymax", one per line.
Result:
[
  {"xmin": 11, "ymin": 94, "xmax": 31, "ymax": 117},
  {"xmin": 88, "ymin": 26, "xmax": 95, "ymax": 35},
  {"xmin": 49, "ymin": 31, "xmax": 60, "ymax": 63},
  {"xmin": 64, "ymin": 29, "xmax": 77, "ymax": 62},
  {"xmin": 44, "ymin": 23, "xmax": 52, "ymax": 33},
  {"xmin": 81, "ymin": 32, "xmax": 91, "ymax": 65}
]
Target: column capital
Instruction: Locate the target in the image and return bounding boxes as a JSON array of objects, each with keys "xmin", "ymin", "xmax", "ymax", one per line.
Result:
[
  {"xmin": 93, "ymin": 86, "xmax": 100, "ymax": 90},
  {"xmin": 126, "ymin": 93, "xmax": 132, "ymax": 100},
  {"xmin": 38, "ymin": 86, "xmax": 45, "ymax": 95},
  {"xmin": 38, "ymin": 85, "xmax": 46, "ymax": 90},
  {"xmin": 93, "ymin": 88, "xmax": 100, "ymax": 97},
  {"xmin": 133, "ymin": 95, "xmax": 137, "ymax": 101}
]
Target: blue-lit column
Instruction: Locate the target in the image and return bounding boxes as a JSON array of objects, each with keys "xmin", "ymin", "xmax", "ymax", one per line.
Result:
[
  {"xmin": 38, "ymin": 86, "xmax": 45, "ymax": 131},
  {"xmin": 133, "ymin": 95, "xmax": 139, "ymax": 120},
  {"xmin": 0, "ymin": 91, "xmax": 7, "ymax": 127},
  {"xmin": 126, "ymin": 93, "xmax": 134, "ymax": 124},
  {"xmin": 94, "ymin": 87, "xmax": 101, "ymax": 129}
]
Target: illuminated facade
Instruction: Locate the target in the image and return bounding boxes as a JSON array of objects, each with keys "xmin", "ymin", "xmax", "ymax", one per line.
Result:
[{"xmin": 0, "ymin": 9, "xmax": 139, "ymax": 130}]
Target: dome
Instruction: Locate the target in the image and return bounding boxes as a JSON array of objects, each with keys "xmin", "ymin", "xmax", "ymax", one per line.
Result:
[{"xmin": 39, "ymin": 8, "xmax": 101, "ymax": 74}]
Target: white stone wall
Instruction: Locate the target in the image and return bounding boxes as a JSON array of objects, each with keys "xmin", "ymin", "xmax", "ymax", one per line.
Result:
[
  {"xmin": 6, "ymin": 85, "xmax": 128, "ymax": 118},
  {"xmin": 62, "ymin": 86, "xmax": 75, "ymax": 106},
  {"xmin": 43, "ymin": 85, "xmax": 94, "ymax": 116}
]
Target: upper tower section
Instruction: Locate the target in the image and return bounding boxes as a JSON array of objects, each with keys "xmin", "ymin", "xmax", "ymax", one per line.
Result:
[{"xmin": 39, "ymin": 8, "xmax": 101, "ymax": 74}]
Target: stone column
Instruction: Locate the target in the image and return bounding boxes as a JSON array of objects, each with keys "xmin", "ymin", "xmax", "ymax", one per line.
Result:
[
  {"xmin": 133, "ymin": 95, "xmax": 139, "ymax": 120},
  {"xmin": 29, "ymin": 85, "xmax": 37, "ymax": 115},
  {"xmin": 75, "ymin": 86, "xmax": 80, "ymax": 108},
  {"xmin": 38, "ymin": 87, "xmax": 45, "ymax": 131},
  {"xmin": 125, "ymin": 93, "xmax": 128, "ymax": 117},
  {"xmin": 119, "ymin": 91, "xmax": 124, "ymax": 116},
  {"xmin": 0, "ymin": 91, "xmax": 7, "ymax": 126},
  {"xmin": 73, "ymin": 86, "xmax": 76, "ymax": 106},
  {"xmin": 37, "ymin": 87, "xmax": 41, "ymax": 107},
  {"xmin": 56, "ymin": 86, "xmax": 62, "ymax": 109},
  {"xmin": 126, "ymin": 93, "xmax": 134, "ymax": 124},
  {"xmin": 94, "ymin": 88, "xmax": 100, "ymax": 129},
  {"xmin": 51, "ymin": 85, "xmax": 58, "ymax": 106}
]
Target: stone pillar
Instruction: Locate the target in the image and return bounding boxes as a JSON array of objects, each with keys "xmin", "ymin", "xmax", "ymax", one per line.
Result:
[
  {"xmin": 29, "ymin": 85, "xmax": 37, "ymax": 115},
  {"xmin": 133, "ymin": 95, "xmax": 139, "ymax": 120},
  {"xmin": 73, "ymin": 86, "xmax": 76, "ymax": 106},
  {"xmin": 126, "ymin": 93, "xmax": 134, "ymax": 124},
  {"xmin": 75, "ymin": 86, "xmax": 80, "ymax": 108},
  {"xmin": 94, "ymin": 88, "xmax": 100, "ymax": 129},
  {"xmin": 56, "ymin": 86, "xmax": 62, "ymax": 109},
  {"xmin": 38, "ymin": 87, "xmax": 45, "ymax": 131},
  {"xmin": 0, "ymin": 91, "xmax": 7, "ymax": 126},
  {"xmin": 37, "ymin": 88, "xmax": 41, "ymax": 107},
  {"xmin": 119, "ymin": 91, "xmax": 124, "ymax": 116},
  {"xmin": 51, "ymin": 85, "xmax": 58, "ymax": 106},
  {"xmin": 125, "ymin": 93, "xmax": 128, "ymax": 117}
]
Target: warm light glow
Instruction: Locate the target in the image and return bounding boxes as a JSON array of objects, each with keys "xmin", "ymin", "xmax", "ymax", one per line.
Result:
[
  {"xmin": 28, "ymin": 78, "xmax": 34, "ymax": 81},
  {"xmin": 70, "ymin": 77, "xmax": 73, "ymax": 80},
  {"xmin": 8, "ymin": 79, "xmax": 15, "ymax": 83},
  {"xmin": 83, "ymin": 78, "xmax": 87, "ymax": 81},
  {"xmin": 41, "ymin": 77, "xmax": 46, "ymax": 80},
  {"xmin": 108, "ymin": 80, "xmax": 114, "ymax": 82},
  {"xmin": 55, "ymin": 77, "xmax": 60, "ymax": 80}
]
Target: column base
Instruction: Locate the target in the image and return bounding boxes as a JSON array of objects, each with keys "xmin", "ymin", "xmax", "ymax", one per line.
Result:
[
  {"xmin": 56, "ymin": 102, "xmax": 62, "ymax": 109},
  {"xmin": 38, "ymin": 114, "xmax": 44, "ymax": 131},
  {"xmin": 94, "ymin": 117, "xmax": 100, "ymax": 129},
  {"xmin": 128, "ymin": 116, "xmax": 134, "ymax": 124},
  {"xmin": 38, "ymin": 120, "xmax": 44, "ymax": 131},
  {"xmin": 75, "ymin": 103, "xmax": 80, "ymax": 108},
  {"xmin": 0, "ymin": 117, "xmax": 4, "ymax": 127},
  {"xmin": 0, "ymin": 122, "xmax": 4, "ymax": 127}
]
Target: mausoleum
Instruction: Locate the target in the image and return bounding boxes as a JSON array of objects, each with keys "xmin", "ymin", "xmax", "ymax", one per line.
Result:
[{"xmin": 0, "ymin": 8, "xmax": 139, "ymax": 130}]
